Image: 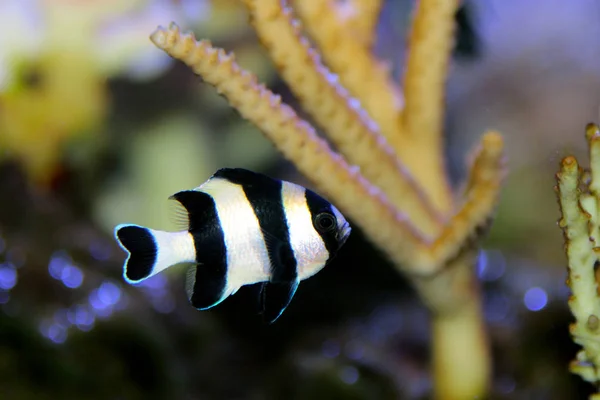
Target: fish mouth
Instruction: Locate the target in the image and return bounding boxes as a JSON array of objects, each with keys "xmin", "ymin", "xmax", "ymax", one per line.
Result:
[{"xmin": 338, "ymin": 222, "xmax": 352, "ymax": 248}]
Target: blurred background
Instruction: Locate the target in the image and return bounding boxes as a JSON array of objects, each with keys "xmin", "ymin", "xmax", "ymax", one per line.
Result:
[{"xmin": 0, "ymin": 0, "xmax": 599, "ymax": 398}]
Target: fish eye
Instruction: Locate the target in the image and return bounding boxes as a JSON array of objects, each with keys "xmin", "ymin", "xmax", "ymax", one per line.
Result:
[{"xmin": 314, "ymin": 212, "xmax": 336, "ymax": 233}]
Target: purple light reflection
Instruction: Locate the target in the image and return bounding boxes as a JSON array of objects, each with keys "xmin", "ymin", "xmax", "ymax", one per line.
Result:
[
  {"xmin": 97, "ymin": 281, "xmax": 121, "ymax": 306},
  {"xmin": 39, "ymin": 320, "xmax": 68, "ymax": 344},
  {"xmin": 68, "ymin": 304, "xmax": 96, "ymax": 331},
  {"xmin": 88, "ymin": 289, "xmax": 114, "ymax": 319},
  {"xmin": 476, "ymin": 250, "xmax": 506, "ymax": 282},
  {"xmin": 524, "ymin": 287, "xmax": 548, "ymax": 312},
  {"xmin": 60, "ymin": 265, "xmax": 83, "ymax": 289},
  {"xmin": 48, "ymin": 251, "xmax": 71, "ymax": 279},
  {"xmin": 138, "ymin": 273, "xmax": 167, "ymax": 290},
  {"xmin": 89, "ymin": 240, "xmax": 111, "ymax": 261},
  {"xmin": 48, "ymin": 251, "xmax": 84, "ymax": 289},
  {"xmin": 0, "ymin": 263, "xmax": 17, "ymax": 290}
]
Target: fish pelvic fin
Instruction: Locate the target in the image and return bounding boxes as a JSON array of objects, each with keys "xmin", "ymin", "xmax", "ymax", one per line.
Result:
[
  {"xmin": 260, "ymin": 279, "xmax": 299, "ymax": 324},
  {"xmin": 114, "ymin": 224, "xmax": 195, "ymax": 284}
]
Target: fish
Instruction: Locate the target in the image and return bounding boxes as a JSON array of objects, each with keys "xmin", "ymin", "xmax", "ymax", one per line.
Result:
[{"xmin": 114, "ymin": 168, "xmax": 351, "ymax": 323}]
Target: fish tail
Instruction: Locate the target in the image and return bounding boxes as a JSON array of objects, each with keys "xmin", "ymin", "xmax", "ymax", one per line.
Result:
[{"xmin": 114, "ymin": 224, "xmax": 194, "ymax": 284}]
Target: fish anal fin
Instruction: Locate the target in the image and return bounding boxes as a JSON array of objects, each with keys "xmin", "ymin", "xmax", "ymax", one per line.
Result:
[
  {"xmin": 185, "ymin": 263, "xmax": 229, "ymax": 310},
  {"xmin": 260, "ymin": 280, "xmax": 299, "ymax": 323}
]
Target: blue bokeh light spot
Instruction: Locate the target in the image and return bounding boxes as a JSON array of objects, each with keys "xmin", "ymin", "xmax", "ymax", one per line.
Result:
[
  {"xmin": 97, "ymin": 281, "xmax": 121, "ymax": 306},
  {"xmin": 48, "ymin": 251, "xmax": 71, "ymax": 279},
  {"xmin": 88, "ymin": 290, "xmax": 114, "ymax": 319},
  {"xmin": 47, "ymin": 324, "xmax": 68, "ymax": 344},
  {"xmin": 0, "ymin": 264, "xmax": 17, "ymax": 290},
  {"xmin": 68, "ymin": 304, "xmax": 96, "ymax": 331},
  {"xmin": 39, "ymin": 320, "xmax": 68, "ymax": 344},
  {"xmin": 89, "ymin": 289, "xmax": 106, "ymax": 311},
  {"xmin": 524, "ymin": 287, "xmax": 548, "ymax": 312},
  {"xmin": 476, "ymin": 250, "xmax": 506, "ymax": 282},
  {"xmin": 75, "ymin": 305, "xmax": 94, "ymax": 325},
  {"xmin": 60, "ymin": 265, "xmax": 84, "ymax": 289}
]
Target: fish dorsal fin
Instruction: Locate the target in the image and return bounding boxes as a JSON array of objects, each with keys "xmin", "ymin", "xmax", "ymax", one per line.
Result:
[
  {"xmin": 169, "ymin": 190, "xmax": 214, "ymax": 232},
  {"xmin": 212, "ymin": 168, "xmax": 276, "ymax": 188},
  {"xmin": 260, "ymin": 279, "xmax": 299, "ymax": 323},
  {"xmin": 168, "ymin": 198, "xmax": 192, "ymax": 232},
  {"xmin": 185, "ymin": 263, "xmax": 229, "ymax": 310}
]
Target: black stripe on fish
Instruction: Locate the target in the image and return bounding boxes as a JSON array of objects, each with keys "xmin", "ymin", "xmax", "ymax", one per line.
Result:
[
  {"xmin": 170, "ymin": 190, "xmax": 228, "ymax": 309},
  {"xmin": 213, "ymin": 168, "xmax": 299, "ymax": 322},
  {"xmin": 213, "ymin": 168, "xmax": 298, "ymax": 281},
  {"xmin": 305, "ymin": 189, "xmax": 338, "ymax": 260}
]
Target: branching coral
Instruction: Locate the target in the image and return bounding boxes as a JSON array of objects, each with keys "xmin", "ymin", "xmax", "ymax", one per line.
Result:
[
  {"xmin": 556, "ymin": 123, "xmax": 600, "ymax": 400},
  {"xmin": 149, "ymin": 1, "xmax": 505, "ymax": 399}
]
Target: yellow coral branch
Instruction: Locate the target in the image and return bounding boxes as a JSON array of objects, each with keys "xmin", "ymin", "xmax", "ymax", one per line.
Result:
[
  {"xmin": 407, "ymin": 132, "xmax": 504, "ymax": 274},
  {"xmin": 429, "ymin": 253, "xmax": 489, "ymax": 400},
  {"xmin": 588, "ymin": 123, "xmax": 600, "ymax": 197},
  {"xmin": 325, "ymin": 0, "xmax": 383, "ymax": 48},
  {"xmin": 556, "ymin": 123, "xmax": 600, "ymax": 395},
  {"xmin": 430, "ymin": 132, "xmax": 503, "ymax": 265},
  {"xmin": 150, "ymin": 23, "xmax": 431, "ymax": 267},
  {"xmin": 292, "ymin": 0, "xmax": 405, "ymax": 144},
  {"xmin": 242, "ymin": 0, "xmax": 442, "ymax": 234},
  {"xmin": 345, "ymin": 0, "xmax": 383, "ymax": 48},
  {"xmin": 557, "ymin": 156, "xmax": 599, "ymax": 321},
  {"xmin": 401, "ymin": 0, "xmax": 459, "ymax": 213}
]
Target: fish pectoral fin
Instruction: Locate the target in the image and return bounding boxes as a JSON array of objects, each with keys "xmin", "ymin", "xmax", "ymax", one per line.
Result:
[
  {"xmin": 185, "ymin": 263, "xmax": 229, "ymax": 310},
  {"xmin": 260, "ymin": 279, "xmax": 299, "ymax": 324}
]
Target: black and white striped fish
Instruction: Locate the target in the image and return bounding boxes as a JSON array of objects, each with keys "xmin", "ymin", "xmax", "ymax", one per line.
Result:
[{"xmin": 114, "ymin": 168, "xmax": 351, "ymax": 323}]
